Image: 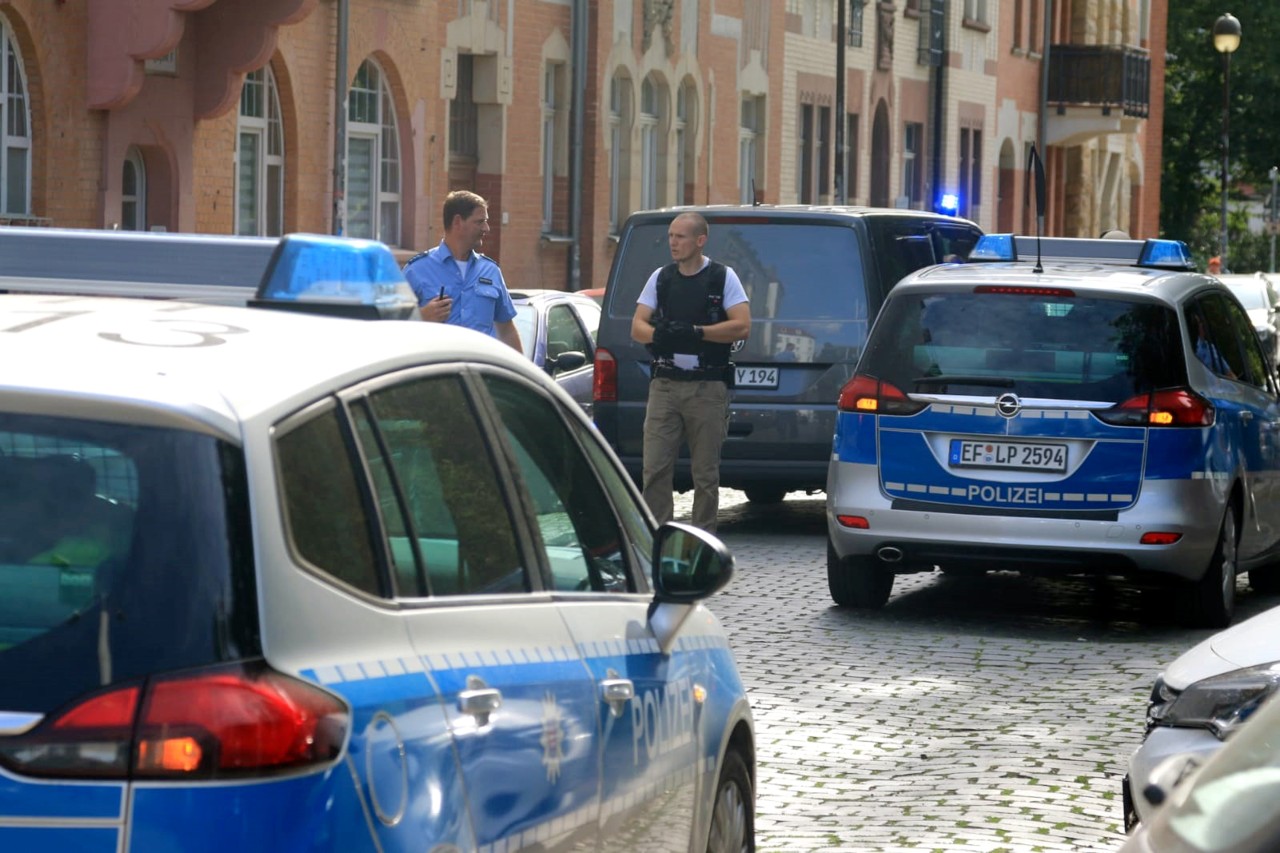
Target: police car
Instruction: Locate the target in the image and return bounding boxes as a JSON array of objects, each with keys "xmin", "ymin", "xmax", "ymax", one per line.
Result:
[
  {"xmin": 826, "ymin": 234, "xmax": 1280, "ymax": 628},
  {"xmin": 0, "ymin": 235, "xmax": 755, "ymax": 852}
]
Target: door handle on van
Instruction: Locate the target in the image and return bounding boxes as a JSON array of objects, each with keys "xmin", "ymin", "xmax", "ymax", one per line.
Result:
[
  {"xmin": 727, "ymin": 421, "xmax": 753, "ymax": 438},
  {"xmin": 459, "ymin": 674, "xmax": 502, "ymax": 726}
]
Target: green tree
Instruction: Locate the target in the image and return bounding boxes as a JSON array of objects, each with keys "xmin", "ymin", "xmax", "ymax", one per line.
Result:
[{"xmin": 1161, "ymin": 2, "xmax": 1280, "ymax": 269}]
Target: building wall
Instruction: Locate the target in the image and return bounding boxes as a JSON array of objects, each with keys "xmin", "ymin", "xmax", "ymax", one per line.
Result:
[{"xmin": 0, "ymin": 0, "xmax": 1168, "ymax": 289}]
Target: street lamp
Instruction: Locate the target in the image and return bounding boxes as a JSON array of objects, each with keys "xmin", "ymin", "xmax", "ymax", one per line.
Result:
[{"xmin": 1213, "ymin": 13, "xmax": 1241, "ymax": 273}]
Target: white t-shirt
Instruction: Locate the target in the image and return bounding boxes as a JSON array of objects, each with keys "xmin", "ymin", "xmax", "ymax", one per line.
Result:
[{"xmin": 637, "ymin": 257, "xmax": 748, "ymax": 370}]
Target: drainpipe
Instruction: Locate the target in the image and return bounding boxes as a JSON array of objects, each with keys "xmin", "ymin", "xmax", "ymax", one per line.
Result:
[
  {"xmin": 834, "ymin": 0, "xmax": 846, "ymax": 204},
  {"xmin": 929, "ymin": 0, "xmax": 947, "ymax": 212},
  {"xmin": 566, "ymin": 0, "xmax": 587, "ymax": 292},
  {"xmin": 1038, "ymin": 0, "xmax": 1052, "ymax": 231},
  {"xmin": 333, "ymin": 0, "xmax": 349, "ymax": 236}
]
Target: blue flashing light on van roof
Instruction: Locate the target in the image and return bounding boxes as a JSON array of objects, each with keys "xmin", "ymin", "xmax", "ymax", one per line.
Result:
[
  {"xmin": 252, "ymin": 233, "xmax": 420, "ymax": 321},
  {"xmin": 937, "ymin": 193, "xmax": 960, "ymax": 217},
  {"xmin": 968, "ymin": 234, "xmax": 1196, "ymax": 272}
]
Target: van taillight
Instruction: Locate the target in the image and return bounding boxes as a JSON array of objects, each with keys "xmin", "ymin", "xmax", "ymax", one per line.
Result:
[
  {"xmin": 594, "ymin": 347, "xmax": 618, "ymax": 402},
  {"xmin": 1096, "ymin": 388, "xmax": 1215, "ymax": 427},
  {"xmin": 837, "ymin": 374, "xmax": 926, "ymax": 415},
  {"xmin": 0, "ymin": 662, "xmax": 348, "ymax": 780}
]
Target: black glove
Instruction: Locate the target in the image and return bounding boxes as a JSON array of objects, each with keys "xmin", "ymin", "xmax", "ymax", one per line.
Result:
[{"xmin": 656, "ymin": 319, "xmax": 702, "ymax": 352}]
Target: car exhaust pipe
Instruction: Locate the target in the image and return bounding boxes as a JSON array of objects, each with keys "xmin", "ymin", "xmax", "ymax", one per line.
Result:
[{"xmin": 877, "ymin": 546, "xmax": 903, "ymax": 563}]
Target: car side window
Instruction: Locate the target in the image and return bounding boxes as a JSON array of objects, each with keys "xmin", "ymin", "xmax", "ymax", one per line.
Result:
[
  {"xmin": 1222, "ymin": 295, "xmax": 1272, "ymax": 391},
  {"xmin": 546, "ymin": 304, "xmax": 590, "ymax": 365},
  {"xmin": 574, "ymin": 299, "xmax": 602, "ymax": 341},
  {"xmin": 482, "ymin": 375, "xmax": 634, "ymax": 593},
  {"xmin": 276, "ymin": 405, "xmax": 382, "ymax": 596},
  {"xmin": 1190, "ymin": 296, "xmax": 1244, "ymax": 380},
  {"xmin": 565, "ymin": 415, "xmax": 653, "ymax": 583},
  {"xmin": 355, "ymin": 375, "xmax": 527, "ymax": 597}
]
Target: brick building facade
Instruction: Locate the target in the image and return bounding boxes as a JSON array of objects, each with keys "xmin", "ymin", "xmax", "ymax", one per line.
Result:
[{"xmin": 0, "ymin": 0, "xmax": 1165, "ymax": 293}]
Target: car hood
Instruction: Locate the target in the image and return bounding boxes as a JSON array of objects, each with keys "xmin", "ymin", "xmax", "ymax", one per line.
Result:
[{"xmin": 1163, "ymin": 604, "xmax": 1280, "ymax": 690}]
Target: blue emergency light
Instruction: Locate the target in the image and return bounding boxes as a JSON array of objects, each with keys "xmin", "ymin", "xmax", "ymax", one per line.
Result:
[
  {"xmin": 937, "ymin": 193, "xmax": 960, "ymax": 217},
  {"xmin": 968, "ymin": 234, "xmax": 1195, "ymax": 272},
  {"xmin": 251, "ymin": 233, "xmax": 420, "ymax": 320}
]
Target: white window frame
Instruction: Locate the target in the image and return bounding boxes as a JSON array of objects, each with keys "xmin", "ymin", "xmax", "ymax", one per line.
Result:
[
  {"xmin": 122, "ymin": 147, "xmax": 146, "ymax": 231},
  {"xmin": 608, "ymin": 73, "xmax": 632, "ymax": 234},
  {"xmin": 903, "ymin": 122, "xmax": 922, "ymax": 208},
  {"xmin": 639, "ymin": 77, "xmax": 659, "ymax": 210},
  {"xmin": 1, "ymin": 19, "xmax": 32, "ymax": 216},
  {"xmin": 236, "ymin": 66, "xmax": 285, "ymax": 237},
  {"xmin": 345, "ymin": 59, "xmax": 401, "ymax": 246}
]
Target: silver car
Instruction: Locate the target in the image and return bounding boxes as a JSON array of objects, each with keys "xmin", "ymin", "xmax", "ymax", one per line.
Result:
[
  {"xmin": 826, "ymin": 235, "xmax": 1280, "ymax": 627},
  {"xmin": 510, "ymin": 288, "xmax": 601, "ymax": 415},
  {"xmin": 1122, "ymin": 603, "xmax": 1280, "ymax": 829}
]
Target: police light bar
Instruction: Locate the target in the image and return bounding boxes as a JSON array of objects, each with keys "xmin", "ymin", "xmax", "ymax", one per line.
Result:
[
  {"xmin": 968, "ymin": 234, "xmax": 1196, "ymax": 272},
  {"xmin": 250, "ymin": 233, "xmax": 420, "ymax": 321}
]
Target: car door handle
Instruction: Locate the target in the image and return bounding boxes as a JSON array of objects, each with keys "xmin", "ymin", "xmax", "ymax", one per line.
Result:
[
  {"xmin": 601, "ymin": 672, "xmax": 634, "ymax": 718},
  {"xmin": 459, "ymin": 675, "xmax": 502, "ymax": 726}
]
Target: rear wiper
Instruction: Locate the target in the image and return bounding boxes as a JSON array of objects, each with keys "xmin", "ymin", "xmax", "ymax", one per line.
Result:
[{"xmin": 912, "ymin": 375, "xmax": 1016, "ymax": 388}]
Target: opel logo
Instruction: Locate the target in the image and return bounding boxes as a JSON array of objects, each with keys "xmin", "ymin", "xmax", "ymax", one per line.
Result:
[
  {"xmin": 731, "ymin": 339, "xmax": 746, "ymax": 354},
  {"xmin": 995, "ymin": 393, "xmax": 1021, "ymax": 418}
]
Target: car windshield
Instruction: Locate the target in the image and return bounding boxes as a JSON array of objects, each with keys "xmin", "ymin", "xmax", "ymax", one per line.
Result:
[
  {"xmin": 859, "ymin": 290, "xmax": 1187, "ymax": 402},
  {"xmin": 0, "ymin": 413, "xmax": 259, "ymax": 715},
  {"xmin": 1226, "ymin": 284, "xmax": 1269, "ymax": 312},
  {"xmin": 512, "ymin": 303, "xmax": 538, "ymax": 360}
]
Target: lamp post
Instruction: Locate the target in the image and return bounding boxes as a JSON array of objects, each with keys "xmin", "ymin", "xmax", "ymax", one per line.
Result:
[{"xmin": 1213, "ymin": 13, "xmax": 1241, "ymax": 273}]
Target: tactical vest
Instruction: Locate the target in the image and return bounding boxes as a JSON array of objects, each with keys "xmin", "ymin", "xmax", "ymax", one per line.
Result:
[{"xmin": 653, "ymin": 261, "xmax": 732, "ymax": 368}]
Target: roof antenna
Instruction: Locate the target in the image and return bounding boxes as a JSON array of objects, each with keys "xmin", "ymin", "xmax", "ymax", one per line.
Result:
[{"xmin": 1027, "ymin": 143, "xmax": 1046, "ymax": 274}]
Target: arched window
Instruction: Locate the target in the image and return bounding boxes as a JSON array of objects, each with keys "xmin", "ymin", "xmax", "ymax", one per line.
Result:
[
  {"xmin": 346, "ymin": 59, "xmax": 400, "ymax": 245},
  {"xmin": 608, "ymin": 71, "xmax": 633, "ymax": 234},
  {"xmin": 122, "ymin": 147, "xmax": 146, "ymax": 231},
  {"xmin": 675, "ymin": 80, "xmax": 697, "ymax": 205},
  {"xmin": 1, "ymin": 19, "xmax": 32, "ymax": 216},
  {"xmin": 236, "ymin": 66, "xmax": 284, "ymax": 236},
  {"xmin": 739, "ymin": 95, "xmax": 765, "ymax": 204},
  {"xmin": 639, "ymin": 76, "xmax": 663, "ymax": 210}
]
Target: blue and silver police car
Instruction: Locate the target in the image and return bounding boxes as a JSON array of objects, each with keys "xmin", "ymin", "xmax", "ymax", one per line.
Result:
[
  {"xmin": 0, "ymin": 235, "xmax": 755, "ymax": 852},
  {"xmin": 826, "ymin": 234, "xmax": 1280, "ymax": 628}
]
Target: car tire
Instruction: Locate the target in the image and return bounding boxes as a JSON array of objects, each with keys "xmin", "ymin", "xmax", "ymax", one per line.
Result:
[
  {"xmin": 743, "ymin": 486, "xmax": 787, "ymax": 505},
  {"xmin": 1178, "ymin": 503, "xmax": 1237, "ymax": 629},
  {"xmin": 1249, "ymin": 565, "xmax": 1280, "ymax": 595},
  {"xmin": 706, "ymin": 748, "xmax": 754, "ymax": 853},
  {"xmin": 827, "ymin": 539, "xmax": 893, "ymax": 608}
]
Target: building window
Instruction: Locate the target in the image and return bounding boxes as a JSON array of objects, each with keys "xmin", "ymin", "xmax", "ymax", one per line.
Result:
[
  {"xmin": 639, "ymin": 76, "xmax": 661, "ymax": 210},
  {"xmin": 608, "ymin": 72, "xmax": 633, "ymax": 233},
  {"xmin": 1028, "ymin": 0, "xmax": 1040, "ymax": 53},
  {"xmin": 959, "ymin": 126, "xmax": 983, "ymax": 220},
  {"xmin": 450, "ymin": 55, "xmax": 478, "ymax": 164},
  {"xmin": 676, "ymin": 81, "xmax": 697, "ymax": 205},
  {"xmin": 902, "ymin": 122, "xmax": 922, "ymax": 208},
  {"xmin": 848, "ymin": 0, "xmax": 868, "ymax": 47},
  {"xmin": 817, "ymin": 106, "xmax": 831, "ymax": 201},
  {"xmin": 844, "ymin": 112, "xmax": 859, "ymax": 202},
  {"xmin": 541, "ymin": 62, "xmax": 567, "ymax": 234},
  {"xmin": 797, "ymin": 104, "xmax": 811, "ymax": 202},
  {"xmin": 237, "ymin": 66, "xmax": 284, "ymax": 237},
  {"xmin": 346, "ymin": 59, "xmax": 400, "ymax": 246},
  {"xmin": 739, "ymin": 95, "xmax": 764, "ymax": 204},
  {"xmin": 144, "ymin": 49, "xmax": 178, "ymax": 76},
  {"xmin": 121, "ymin": 148, "xmax": 146, "ymax": 231},
  {"xmin": 1, "ymin": 21, "xmax": 31, "ymax": 216},
  {"xmin": 1012, "ymin": 1, "xmax": 1024, "ymax": 50},
  {"xmin": 963, "ymin": 0, "xmax": 988, "ymax": 25}
]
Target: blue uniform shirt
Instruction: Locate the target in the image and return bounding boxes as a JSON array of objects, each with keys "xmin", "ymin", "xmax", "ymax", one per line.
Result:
[{"xmin": 403, "ymin": 242, "xmax": 517, "ymax": 338}]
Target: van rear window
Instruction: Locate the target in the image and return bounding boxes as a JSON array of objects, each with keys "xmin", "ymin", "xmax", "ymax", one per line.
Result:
[
  {"xmin": 859, "ymin": 291, "xmax": 1185, "ymax": 402},
  {"xmin": 610, "ymin": 221, "xmax": 868, "ymax": 325}
]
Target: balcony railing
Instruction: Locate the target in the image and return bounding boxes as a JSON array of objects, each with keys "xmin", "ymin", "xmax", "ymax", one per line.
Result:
[{"xmin": 1047, "ymin": 44, "xmax": 1150, "ymax": 119}]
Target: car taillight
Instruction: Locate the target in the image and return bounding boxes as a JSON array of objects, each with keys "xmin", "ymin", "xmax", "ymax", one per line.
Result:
[
  {"xmin": 1096, "ymin": 388, "xmax": 1215, "ymax": 427},
  {"xmin": 0, "ymin": 661, "xmax": 348, "ymax": 780},
  {"xmin": 594, "ymin": 347, "xmax": 618, "ymax": 402},
  {"xmin": 836, "ymin": 374, "xmax": 926, "ymax": 415}
]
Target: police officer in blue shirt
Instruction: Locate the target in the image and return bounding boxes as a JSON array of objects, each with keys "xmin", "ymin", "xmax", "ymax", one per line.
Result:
[{"xmin": 403, "ymin": 190, "xmax": 523, "ymax": 353}]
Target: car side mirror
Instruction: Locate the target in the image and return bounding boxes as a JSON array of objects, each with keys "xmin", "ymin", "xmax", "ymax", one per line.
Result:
[
  {"xmin": 547, "ymin": 351, "xmax": 587, "ymax": 375},
  {"xmin": 651, "ymin": 522, "xmax": 734, "ymax": 603}
]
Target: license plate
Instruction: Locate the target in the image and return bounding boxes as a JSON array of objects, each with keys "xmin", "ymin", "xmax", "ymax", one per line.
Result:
[
  {"xmin": 735, "ymin": 366, "xmax": 778, "ymax": 389},
  {"xmin": 948, "ymin": 439, "xmax": 1067, "ymax": 473}
]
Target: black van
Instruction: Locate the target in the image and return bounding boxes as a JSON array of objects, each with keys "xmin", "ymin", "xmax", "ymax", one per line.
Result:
[{"xmin": 591, "ymin": 205, "xmax": 983, "ymax": 504}]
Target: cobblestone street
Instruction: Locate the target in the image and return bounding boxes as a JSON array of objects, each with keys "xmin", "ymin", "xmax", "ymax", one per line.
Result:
[{"xmin": 678, "ymin": 490, "xmax": 1279, "ymax": 853}]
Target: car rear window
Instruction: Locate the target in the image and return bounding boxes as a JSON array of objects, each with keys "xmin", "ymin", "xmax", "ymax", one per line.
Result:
[
  {"xmin": 859, "ymin": 290, "xmax": 1186, "ymax": 402},
  {"xmin": 0, "ymin": 414, "xmax": 259, "ymax": 714}
]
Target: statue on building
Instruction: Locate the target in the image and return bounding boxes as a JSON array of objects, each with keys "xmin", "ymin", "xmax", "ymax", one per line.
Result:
[
  {"xmin": 643, "ymin": 0, "xmax": 676, "ymax": 55},
  {"xmin": 877, "ymin": 2, "xmax": 896, "ymax": 71}
]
